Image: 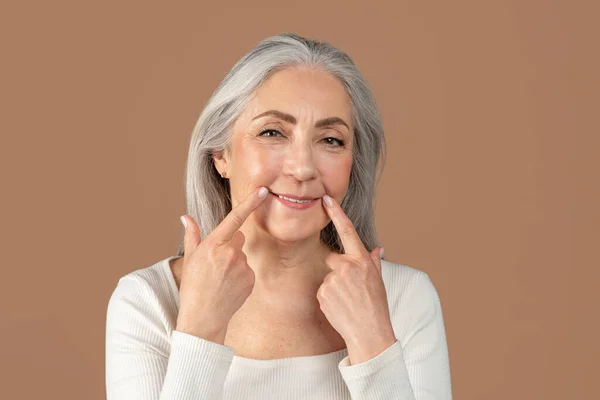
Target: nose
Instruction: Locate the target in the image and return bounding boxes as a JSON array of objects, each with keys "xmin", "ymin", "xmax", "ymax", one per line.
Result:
[{"xmin": 282, "ymin": 139, "xmax": 317, "ymax": 182}]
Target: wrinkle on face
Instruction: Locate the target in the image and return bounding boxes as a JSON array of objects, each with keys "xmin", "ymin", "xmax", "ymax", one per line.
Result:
[{"xmin": 212, "ymin": 66, "xmax": 355, "ymax": 284}]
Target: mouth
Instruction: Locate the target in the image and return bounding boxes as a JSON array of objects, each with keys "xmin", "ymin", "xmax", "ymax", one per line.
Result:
[
  {"xmin": 269, "ymin": 190, "xmax": 320, "ymax": 209},
  {"xmin": 269, "ymin": 190, "xmax": 319, "ymax": 203}
]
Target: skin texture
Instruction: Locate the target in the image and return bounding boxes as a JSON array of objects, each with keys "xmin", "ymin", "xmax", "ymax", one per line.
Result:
[
  {"xmin": 213, "ymin": 66, "xmax": 355, "ymax": 291},
  {"xmin": 176, "ymin": 188, "xmax": 269, "ymax": 345},
  {"xmin": 318, "ymin": 194, "xmax": 396, "ymax": 365},
  {"xmin": 176, "ymin": 66, "xmax": 396, "ymax": 364}
]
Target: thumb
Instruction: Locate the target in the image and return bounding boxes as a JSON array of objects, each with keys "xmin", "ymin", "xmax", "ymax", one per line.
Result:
[
  {"xmin": 180, "ymin": 215, "xmax": 201, "ymax": 255},
  {"xmin": 370, "ymin": 246, "xmax": 383, "ymax": 274}
]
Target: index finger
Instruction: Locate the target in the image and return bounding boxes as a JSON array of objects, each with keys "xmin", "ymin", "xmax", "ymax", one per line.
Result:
[
  {"xmin": 212, "ymin": 186, "xmax": 269, "ymax": 243},
  {"xmin": 322, "ymin": 194, "xmax": 367, "ymax": 257}
]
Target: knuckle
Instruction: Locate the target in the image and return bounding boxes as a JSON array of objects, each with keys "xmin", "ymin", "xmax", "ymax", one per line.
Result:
[
  {"xmin": 316, "ymin": 286, "xmax": 326, "ymax": 300},
  {"xmin": 324, "ymin": 273, "xmax": 336, "ymax": 286},
  {"xmin": 246, "ymin": 267, "xmax": 255, "ymax": 285},
  {"xmin": 340, "ymin": 259, "xmax": 354, "ymax": 269},
  {"xmin": 339, "ymin": 265, "xmax": 352, "ymax": 278},
  {"xmin": 206, "ymin": 243, "xmax": 219, "ymax": 261},
  {"xmin": 222, "ymin": 246, "xmax": 238, "ymax": 265},
  {"xmin": 325, "ymin": 253, "xmax": 339, "ymax": 267},
  {"xmin": 360, "ymin": 259, "xmax": 372, "ymax": 271},
  {"xmin": 233, "ymin": 231, "xmax": 246, "ymax": 247}
]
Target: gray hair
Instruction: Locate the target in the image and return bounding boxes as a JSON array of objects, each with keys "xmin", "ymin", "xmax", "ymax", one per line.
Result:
[{"xmin": 176, "ymin": 33, "xmax": 386, "ymax": 256}]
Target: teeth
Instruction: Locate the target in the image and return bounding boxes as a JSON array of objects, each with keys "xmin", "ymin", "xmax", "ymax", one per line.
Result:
[{"xmin": 278, "ymin": 195, "xmax": 313, "ymax": 203}]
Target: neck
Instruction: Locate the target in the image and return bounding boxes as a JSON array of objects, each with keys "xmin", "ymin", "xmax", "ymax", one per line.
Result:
[{"xmin": 239, "ymin": 224, "xmax": 333, "ymax": 294}]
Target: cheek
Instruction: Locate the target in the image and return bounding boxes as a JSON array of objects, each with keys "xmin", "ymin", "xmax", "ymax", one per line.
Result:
[
  {"xmin": 236, "ymin": 144, "xmax": 282, "ymax": 182},
  {"xmin": 321, "ymin": 154, "xmax": 353, "ymax": 197}
]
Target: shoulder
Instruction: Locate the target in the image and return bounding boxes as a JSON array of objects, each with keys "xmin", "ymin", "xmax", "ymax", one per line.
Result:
[
  {"xmin": 108, "ymin": 258, "xmax": 169, "ymax": 305},
  {"xmin": 380, "ymin": 258, "xmax": 437, "ymax": 304},
  {"xmin": 106, "ymin": 257, "xmax": 179, "ymax": 337},
  {"xmin": 380, "ymin": 259, "xmax": 446, "ymax": 344}
]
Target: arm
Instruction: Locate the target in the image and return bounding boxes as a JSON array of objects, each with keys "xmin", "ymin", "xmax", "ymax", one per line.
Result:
[
  {"xmin": 338, "ymin": 271, "xmax": 452, "ymax": 399},
  {"xmin": 105, "ymin": 276, "xmax": 235, "ymax": 400}
]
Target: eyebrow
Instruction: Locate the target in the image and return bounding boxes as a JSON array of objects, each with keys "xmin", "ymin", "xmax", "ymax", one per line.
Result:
[{"xmin": 252, "ymin": 110, "xmax": 350, "ymax": 130}]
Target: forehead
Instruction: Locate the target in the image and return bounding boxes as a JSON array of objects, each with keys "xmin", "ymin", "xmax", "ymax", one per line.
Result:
[{"xmin": 238, "ymin": 67, "xmax": 353, "ymax": 128}]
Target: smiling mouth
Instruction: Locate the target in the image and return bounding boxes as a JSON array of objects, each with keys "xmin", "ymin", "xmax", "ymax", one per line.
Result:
[{"xmin": 269, "ymin": 190, "xmax": 319, "ymax": 204}]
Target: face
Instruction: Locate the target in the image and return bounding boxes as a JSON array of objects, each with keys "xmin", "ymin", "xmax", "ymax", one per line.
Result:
[{"xmin": 213, "ymin": 66, "xmax": 354, "ymax": 243}]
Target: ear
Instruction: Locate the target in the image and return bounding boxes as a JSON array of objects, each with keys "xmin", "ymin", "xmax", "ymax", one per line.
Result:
[{"xmin": 212, "ymin": 149, "xmax": 230, "ymax": 176}]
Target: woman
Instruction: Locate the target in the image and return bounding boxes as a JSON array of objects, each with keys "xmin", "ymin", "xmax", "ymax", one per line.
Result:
[{"xmin": 105, "ymin": 33, "xmax": 452, "ymax": 399}]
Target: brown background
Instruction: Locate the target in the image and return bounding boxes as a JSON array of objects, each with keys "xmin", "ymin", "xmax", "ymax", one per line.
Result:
[{"xmin": 1, "ymin": 1, "xmax": 597, "ymax": 399}]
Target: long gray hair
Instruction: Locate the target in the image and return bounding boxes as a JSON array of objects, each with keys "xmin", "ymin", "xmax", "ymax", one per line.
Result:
[{"xmin": 176, "ymin": 33, "xmax": 386, "ymax": 256}]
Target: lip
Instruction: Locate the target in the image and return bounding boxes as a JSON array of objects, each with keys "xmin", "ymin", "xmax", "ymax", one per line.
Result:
[
  {"xmin": 271, "ymin": 192, "xmax": 318, "ymax": 201},
  {"xmin": 270, "ymin": 191, "xmax": 319, "ymax": 210}
]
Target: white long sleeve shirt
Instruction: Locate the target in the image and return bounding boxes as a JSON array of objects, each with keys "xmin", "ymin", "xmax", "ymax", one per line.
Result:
[{"xmin": 105, "ymin": 255, "xmax": 452, "ymax": 399}]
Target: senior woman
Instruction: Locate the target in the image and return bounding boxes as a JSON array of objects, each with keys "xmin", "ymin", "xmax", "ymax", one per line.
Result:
[{"xmin": 105, "ymin": 33, "xmax": 452, "ymax": 399}]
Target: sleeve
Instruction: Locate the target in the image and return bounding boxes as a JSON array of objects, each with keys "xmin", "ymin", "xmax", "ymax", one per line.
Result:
[
  {"xmin": 105, "ymin": 276, "xmax": 235, "ymax": 400},
  {"xmin": 337, "ymin": 271, "xmax": 452, "ymax": 399}
]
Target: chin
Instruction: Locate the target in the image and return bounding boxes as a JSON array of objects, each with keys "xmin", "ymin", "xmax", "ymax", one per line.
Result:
[
  {"xmin": 260, "ymin": 217, "xmax": 326, "ymax": 244},
  {"xmin": 268, "ymin": 222, "xmax": 321, "ymax": 243}
]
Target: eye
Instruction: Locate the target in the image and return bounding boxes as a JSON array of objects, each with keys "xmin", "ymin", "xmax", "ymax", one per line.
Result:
[
  {"xmin": 258, "ymin": 129, "xmax": 344, "ymax": 147},
  {"xmin": 258, "ymin": 129, "xmax": 283, "ymax": 138},
  {"xmin": 323, "ymin": 137, "xmax": 345, "ymax": 147}
]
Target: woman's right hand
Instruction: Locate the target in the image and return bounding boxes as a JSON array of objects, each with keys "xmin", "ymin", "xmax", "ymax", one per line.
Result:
[{"xmin": 175, "ymin": 186, "xmax": 269, "ymax": 344}]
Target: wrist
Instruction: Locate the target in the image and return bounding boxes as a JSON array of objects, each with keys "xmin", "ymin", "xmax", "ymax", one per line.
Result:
[
  {"xmin": 175, "ymin": 317, "xmax": 227, "ymax": 345},
  {"xmin": 346, "ymin": 333, "xmax": 397, "ymax": 365}
]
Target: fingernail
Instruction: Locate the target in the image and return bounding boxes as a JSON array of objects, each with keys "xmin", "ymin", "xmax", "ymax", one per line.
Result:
[
  {"xmin": 379, "ymin": 247, "xmax": 385, "ymax": 259},
  {"xmin": 180, "ymin": 215, "xmax": 187, "ymax": 228},
  {"xmin": 258, "ymin": 187, "xmax": 268, "ymax": 198},
  {"xmin": 323, "ymin": 195, "xmax": 333, "ymax": 207}
]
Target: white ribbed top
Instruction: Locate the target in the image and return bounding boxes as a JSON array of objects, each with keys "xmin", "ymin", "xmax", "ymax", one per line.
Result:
[{"xmin": 105, "ymin": 255, "xmax": 452, "ymax": 399}]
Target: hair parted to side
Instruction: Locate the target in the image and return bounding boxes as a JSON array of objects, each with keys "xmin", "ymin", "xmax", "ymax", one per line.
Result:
[{"xmin": 176, "ymin": 32, "xmax": 386, "ymax": 257}]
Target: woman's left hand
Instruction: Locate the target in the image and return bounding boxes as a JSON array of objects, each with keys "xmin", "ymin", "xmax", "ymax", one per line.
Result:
[{"xmin": 317, "ymin": 195, "xmax": 397, "ymax": 365}]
